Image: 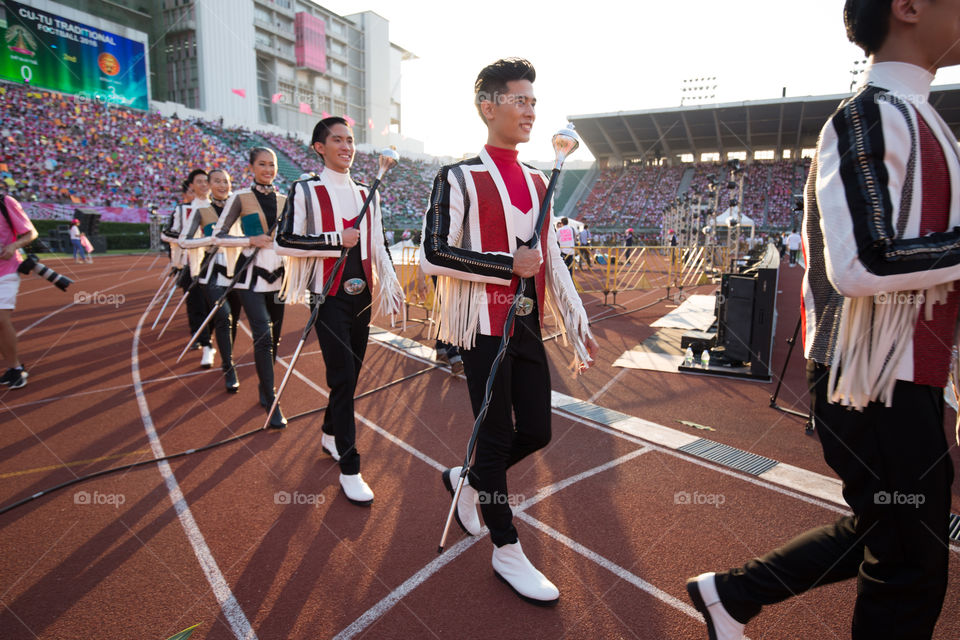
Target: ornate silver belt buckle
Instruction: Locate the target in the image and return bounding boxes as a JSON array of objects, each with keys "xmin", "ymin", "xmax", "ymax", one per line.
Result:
[
  {"xmin": 343, "ymin": 278, "xmax": 367, "ymax": 295},
  {"xmin": 515, "ymin": 295, "xmax": 534, "ymax": 317}
]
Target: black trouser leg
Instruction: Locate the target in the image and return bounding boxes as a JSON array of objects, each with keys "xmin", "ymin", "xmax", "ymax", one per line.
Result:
[
  {"xmin": 204, "ymin": 284, "xmax": 234, "ymax": 370},
  {"xmin": 460, "ymin": 313, "xmax": 552, "ymax": 547},
  {"xmin": 235, "ymin": 289, "xmax": 278, "ymax": 399},
  {"xmin": 180, "ymin": 270, "xmax": 211, "ymax": 347},
  {"xmin": 266, "ymin": 291, "xmax": 284, "ymax": 362},
  {"xmin": 314, "ymin": 290, "xmax": 371, "ymax": 476},
  {"xmin": 716, "ymin": 361, "xmax": 953, "ymax": 638}
]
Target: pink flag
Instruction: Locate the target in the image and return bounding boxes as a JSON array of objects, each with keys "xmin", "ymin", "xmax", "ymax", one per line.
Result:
[
  {"xmin": 381, "ymin": 126, "xmax": 389, "ymax": 136},
  {"xmin": 344, "ymin": 115, "xmax": 355, "ymax": 127},
  {"xmin": 271, "ymin": 93, "xmax": 283, "ymax": 104},
  {"xmin": 321, "ymin": 111, "xmax": 330, "ymax": 119},
  {"xmin": 231, "ymin": 88, "xmax": 246, "ymax": 98},
  {"xmin": 299, "ymin": 102, "xmax": 312, "ymax": 115},
  {"xmin": 368, "ymin": 118, "xmax": 374, "ymax": 129}
]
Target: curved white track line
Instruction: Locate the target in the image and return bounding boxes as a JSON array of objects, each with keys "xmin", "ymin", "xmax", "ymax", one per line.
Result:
[{"xmin": 131, "ymin": 297, "xmax": 257, "ymax": 640}]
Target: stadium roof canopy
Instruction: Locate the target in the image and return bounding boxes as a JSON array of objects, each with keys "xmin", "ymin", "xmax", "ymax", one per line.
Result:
[{"xmin": 568, "ymin": 85, "xmax": 960, "ymax": 165}]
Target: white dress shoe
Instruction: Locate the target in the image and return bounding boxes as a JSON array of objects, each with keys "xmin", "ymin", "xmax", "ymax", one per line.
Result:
[
  {"xmin": 441, "ymin": 467, "xmax": 482, "ymax": 536},
  {"xmin": 200, "ymin": 346, "xmax": 216, "ymax": 369},
  {"xmin": 686, "ymin": 572, "xmax": 745, "ymax": 640},
  {"xmin": 321, "ymin": 433, "xmax": 340, "ymax": 461},
  {"xmin": 491, "ymin": 541, "xmax": 559, "ymax": 606},
  {"xmin": 339, "ymin": 473, "xmax": 373, "ymax": 506}
]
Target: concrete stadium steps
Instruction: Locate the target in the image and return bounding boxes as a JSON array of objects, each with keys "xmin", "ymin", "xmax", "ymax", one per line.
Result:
[{"xmin": 194, "ymin": 124, "xmax": 306, "ymax": 185}]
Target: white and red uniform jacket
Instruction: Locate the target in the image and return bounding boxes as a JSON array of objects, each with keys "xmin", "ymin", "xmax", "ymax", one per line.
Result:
[
  {"xmin": 273, "ymin": 166, "xmax": 402, "ymax": 317},
  {"xmin": 419, "ymin": 146, "xmax": 592, "ymax": 366}
]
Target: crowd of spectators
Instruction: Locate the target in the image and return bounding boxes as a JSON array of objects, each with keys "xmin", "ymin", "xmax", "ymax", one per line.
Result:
[
  {"xmin": 575, "ymin": 157, "xmax": 811, "ymax": 234},
  {"xmin": 0, "ymin": 83, "xmax": 247, "ymax": 208},
  {"xmin": 0, "ymin": 80, "xmax": 812, "ymax": 237},
  {"xmin": 0, "ymin": 81, "xmax": 436, "ymax": 228}
]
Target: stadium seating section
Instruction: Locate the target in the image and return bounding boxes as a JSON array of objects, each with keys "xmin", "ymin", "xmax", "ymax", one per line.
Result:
[{"xmin": 1, "ymin": 81, "xmax": 809, "ymax": 236}]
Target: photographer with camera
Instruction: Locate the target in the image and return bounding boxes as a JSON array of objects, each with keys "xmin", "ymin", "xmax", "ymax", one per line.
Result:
[{"xmin": 0, "ymin": 193, "xmax": 38, "ymax": 389}]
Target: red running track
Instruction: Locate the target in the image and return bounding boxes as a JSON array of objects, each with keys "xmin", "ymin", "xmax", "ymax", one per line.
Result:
[{"xmin": 0, "ymin": 254, "xmax": 958, "ymax": 639}]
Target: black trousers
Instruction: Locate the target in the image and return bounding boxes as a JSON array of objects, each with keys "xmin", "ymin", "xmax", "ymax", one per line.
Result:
[
  {"xmin": 178, "ymin": 268, "xmax": 211, "ymax": 347},
  {"xmin": 203, "ymin": 284, "xmax": 241, "ymax": 371},
  {"xmin": 234, "ymin": 289, "xmax": 284, "ymax": 399},
  {"xmin": 716, "ymin": 361, "xmax": 954, "ymax": 639},
  {"xmin": 460, "ymin": 312, "xmax": 552, "ymax": 547},
  {"xmin": 313, "ymin": 286, "xmax": 371, "ymax": 476}
]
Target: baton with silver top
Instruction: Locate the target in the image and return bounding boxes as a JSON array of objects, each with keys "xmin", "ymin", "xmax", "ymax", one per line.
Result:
[
  {"xmin": 437, "ymin": 125, "xmax": 579, "ymax": 554},
  {"xmin": 261, "ymin": 148, "xmax": 400, "ymax": 430}
]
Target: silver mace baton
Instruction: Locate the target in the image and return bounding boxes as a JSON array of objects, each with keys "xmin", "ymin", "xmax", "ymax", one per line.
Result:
[
  {"xmin": 151, "ymin": 272, "xmax": 181, "ymax": 330},
  {"xmin": 156, "ymin": 248, "xmax": 219, "ymax": 340},
  {"xmin": 174, "ymin": 228, "xmax": 275, "ymax": 363},
  {"xmin": 146, "ymin": 268, "xmax": 175, "ymax": 310},
  {"xmin": 437, "ymin": 125, "xmax": 579, "ymax": 554},
  {"xmin": 262, "ymin": 148, "xmax": 400, "ymax": 430}
]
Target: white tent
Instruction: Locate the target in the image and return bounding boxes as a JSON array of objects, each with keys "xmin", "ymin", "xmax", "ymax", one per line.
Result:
[{"xmin": 714, "ymin": 205, "xmax": 756, "ymax": 228}]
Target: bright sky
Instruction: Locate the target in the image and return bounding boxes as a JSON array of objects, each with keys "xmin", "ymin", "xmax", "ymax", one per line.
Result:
[{"xmin": 324, "ymin": 0, "xmax": 960, "ymax": 162}]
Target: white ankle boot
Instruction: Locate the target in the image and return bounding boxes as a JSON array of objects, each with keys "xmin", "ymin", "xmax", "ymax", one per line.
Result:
[
  {"xmin": 322, "ymin": 433, "xmax": 340, "ymax": 461},
  {"xmin": 686, "ymin": 572, "xmax": 745, "ymax": 640},
  {"xmin": 441, "ymin": 467, "xmax": 482, "ymax": 536},
  {"xmin": 492, "ymin": 541, "xmax": 559, "ymax": 605},
  {"xmin": 339, "ymin": 473, "xmax": 373, "ymax": 506}
]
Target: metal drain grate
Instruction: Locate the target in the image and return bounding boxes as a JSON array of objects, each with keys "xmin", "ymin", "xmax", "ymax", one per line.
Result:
[
  {"xmin": 950, "ymin": 514, "xmax": 960, "ymax": 543},
  {"xmin": 678, "ymin": 439, "xmax": 779, "ymax": 476},
  {"xmin": 557, "ymin": 401, "xmax": 632, "ymax": 426}
]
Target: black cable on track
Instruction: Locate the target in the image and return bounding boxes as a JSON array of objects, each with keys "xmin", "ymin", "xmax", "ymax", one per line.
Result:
[{"xmin": 0, "ymin": 364, "xmax": 440, "ymax": 517}]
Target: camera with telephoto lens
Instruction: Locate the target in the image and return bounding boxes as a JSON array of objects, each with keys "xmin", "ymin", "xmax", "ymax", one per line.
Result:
[{"xmin": 17, "ymin": 254, "xmax": 73, "ymax": 291}]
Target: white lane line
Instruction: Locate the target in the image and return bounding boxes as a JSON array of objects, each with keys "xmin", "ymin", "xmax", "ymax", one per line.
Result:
[
  {"xmin": 282, "ymin": 359, "xmax": 446, "ymax": 473},
  {"xmin": 333, "ymin": 449, "xmax": 651, "ymax": 640},
  {"xmin": 515, "ymin": 512, "xmax": 753, "ymax": 640},
  {"xmin": 588, "ymin": 368, "xmax": 625, "ymax": 403},
  {"xmin": 17, "ymin": 272, "xmax": 155, "ymax": 337},
  {"xmin": 132, "ymin": 299, "xmax": 257, "ymax": 640}
]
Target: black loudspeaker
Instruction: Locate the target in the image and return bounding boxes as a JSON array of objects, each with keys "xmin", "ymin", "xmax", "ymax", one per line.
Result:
[
  {"xmin": 716, "ymin": 268, "xmax": 779, "ymax": 379},
  {"xmin": 74, "ymin": 208, "xmax": 100, "ymax": 236},
  {"xmin": 720, "ymin": 275, "xmax": 755, "ymax": 362}
]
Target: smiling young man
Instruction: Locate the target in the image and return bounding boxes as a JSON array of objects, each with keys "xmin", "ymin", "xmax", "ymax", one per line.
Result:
[
  {"xmin": 420, "ymin": 58, "xmax": 597, "ymax": 605},
  {"xmin": 687, "ymin": 2, "xmax": 960, "ymax": 638},
  {"xmin": 275, "ymin": 116, "xmax": 403, "ymax": 506}
]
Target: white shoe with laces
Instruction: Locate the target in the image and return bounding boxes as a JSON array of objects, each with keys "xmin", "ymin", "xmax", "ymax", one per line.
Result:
[
  {"xmin": 339, "ymin": 473, "xmax": 373, "ymax": 506},
  {"xmin": 686, "ymin": 572, "xmax": 746, "ymax": 640},
  {"xmin": 491, "ymin": 541, "xmax": 559, "ymax": 606},
  {"xmin": 200, "ymin": 346, "xmax": 216, "ymax": 369},
  {"xmin": 441, "ymin": 467, "xmax": 482, "ymax": 536},
  {"xmin": 321, "ymin": 433, "xmax": 340, "ymax": 461}
]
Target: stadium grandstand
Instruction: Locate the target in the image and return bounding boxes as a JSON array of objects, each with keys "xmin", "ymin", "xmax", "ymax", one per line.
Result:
[
  {"xmin": 0, "ymin": 80, "xmax": 439, "ymax": 233},
  {"xmin": 7, "ymin": 75, "xmax": 960, "ymax": 247},
  {"xmin": 566, "ymin": 86, "xmax": 960, "ymax": 237}
]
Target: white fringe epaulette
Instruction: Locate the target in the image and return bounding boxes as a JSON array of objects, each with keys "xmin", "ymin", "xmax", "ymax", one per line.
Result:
[
  {"xmin": 951, "ymin": 344, "xmax": 960, "ymax": 446},
  {"xmin": 431, "ymin": 277, "xmax": 487, "ymax": 350},
  {"xmin": 828, "ymin": 282, "xmax": 954, "ymax": 409},
  {"xmin": 430, "ymin": 267, "xmax": 593, "ymax": 373},
  {"xmin": 278, "ymin": 256, "xmax": 318, "ymax": 305},
  {"xmin": 545, "ymin": 260, "xmax": 594, "ymax": 373},
  {"xmin": 372, "ymin": 257, "xmax": 405, "ymax": 320}
]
